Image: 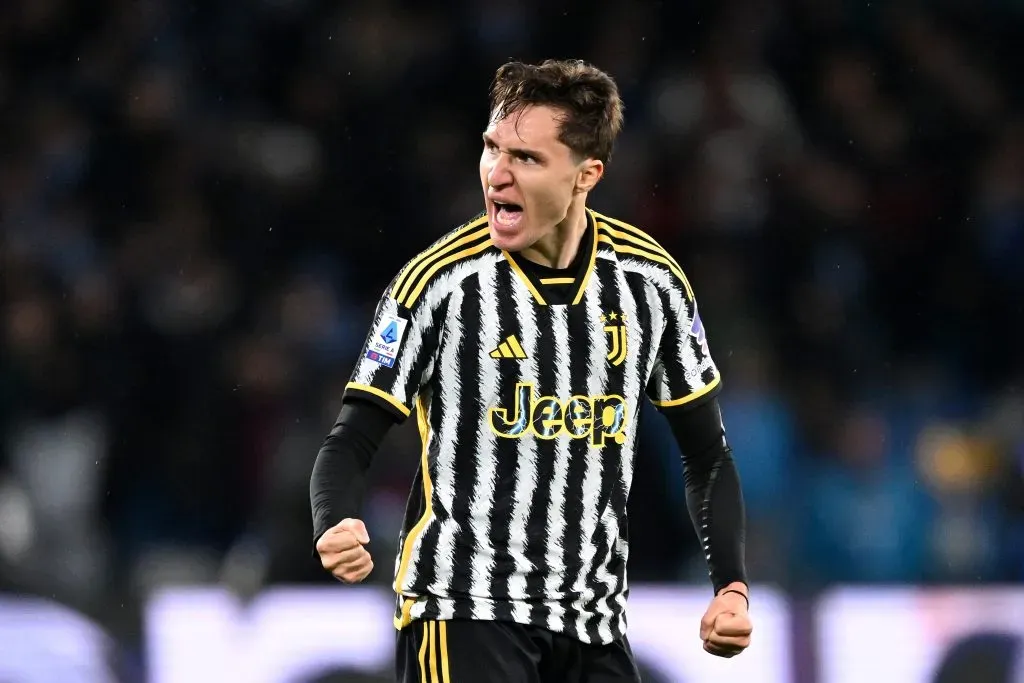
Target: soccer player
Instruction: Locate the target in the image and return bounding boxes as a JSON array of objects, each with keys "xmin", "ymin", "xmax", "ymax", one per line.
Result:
[{"xmin": 310, "ymin": 59, "xmax": 752, "ymax": 682}]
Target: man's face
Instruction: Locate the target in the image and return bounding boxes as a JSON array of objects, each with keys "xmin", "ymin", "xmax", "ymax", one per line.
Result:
[{"xmin": 479, "ymin": 105, "xmax": 600, "ymax": 252}]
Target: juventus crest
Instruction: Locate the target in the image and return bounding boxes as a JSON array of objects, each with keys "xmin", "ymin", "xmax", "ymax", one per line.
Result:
[{"xmin": 601, "ymin": 312, "xmax": 627, "ymax": 366}]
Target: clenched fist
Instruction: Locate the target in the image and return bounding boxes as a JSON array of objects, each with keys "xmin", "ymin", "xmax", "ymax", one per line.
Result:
[
  {"xmin": 699, "ymin": 585, "xmax": 753, "ymax": 658},
  {"xmin": 316, "ymin": 518, "xmax": 374, "ymax": 584}
]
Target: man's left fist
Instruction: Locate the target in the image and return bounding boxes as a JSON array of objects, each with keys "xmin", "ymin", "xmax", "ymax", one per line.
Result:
[{"xmin": 699, "ymin": 584, "xmax": 752, "ymax": 658}]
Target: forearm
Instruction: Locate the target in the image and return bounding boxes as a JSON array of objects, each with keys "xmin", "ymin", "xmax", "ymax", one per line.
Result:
[
  {"xmin": 664, "ymin": 398, "xmax": 748, "ymax": 594},
  {"xmin": 309, "ymin": 398, "xmax": 396, "ymax": 542},
  {"xmin": 686, "ymin": 453, "xmax": 747, "ymax": 594}
]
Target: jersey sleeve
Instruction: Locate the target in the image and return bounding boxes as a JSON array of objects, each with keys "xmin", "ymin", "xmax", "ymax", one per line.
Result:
[
  {"xmin": 646, "ymin": 284, "xmax": 721, "ymax": 411},
  {"xmin": 343, "ymin": 280, "xmax": 438, "ymax": 422}
]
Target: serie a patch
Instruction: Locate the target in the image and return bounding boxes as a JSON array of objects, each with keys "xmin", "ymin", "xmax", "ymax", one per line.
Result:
[
  {"xmin": 688, "ymin": 305, "xmax": 709, "ymax": 355},
  {"xmin": 365, "ymin": 316, "xmax": 408, "ymax": 368}
]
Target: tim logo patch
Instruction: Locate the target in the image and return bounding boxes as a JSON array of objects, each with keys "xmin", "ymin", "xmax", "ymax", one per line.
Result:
[
  {"xmin": 365, "ymin": 316, "xmax": 408, "ymax": 368},
  {"xmin": 688, "ymin": 306, "xmax": 709, "ymax": 356}
]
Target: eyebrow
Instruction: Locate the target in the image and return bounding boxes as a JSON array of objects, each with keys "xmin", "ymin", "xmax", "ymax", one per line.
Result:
[{"xmin": 482, "ymin": 133, "xmax": 544, "ymax": 160}]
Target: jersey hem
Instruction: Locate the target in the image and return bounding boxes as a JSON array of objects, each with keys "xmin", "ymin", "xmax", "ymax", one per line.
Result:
[{"xmin": 392, "ymin": 594, "xmax": 625, "ymax": 645}]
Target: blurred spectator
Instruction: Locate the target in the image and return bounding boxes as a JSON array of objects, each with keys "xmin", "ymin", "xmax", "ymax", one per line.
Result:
[{"xmin": 798, "ymin": 405, "xmax": 935, "ymax": 584}]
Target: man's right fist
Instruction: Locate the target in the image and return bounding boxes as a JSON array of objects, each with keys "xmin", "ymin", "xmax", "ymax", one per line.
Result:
[{"xmin": 316, "ymin": 518, "xmax": 374, "ymax": 584}]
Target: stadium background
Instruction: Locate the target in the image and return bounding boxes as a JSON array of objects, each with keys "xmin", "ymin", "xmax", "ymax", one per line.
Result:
[{"xmin": 1, "ymin": 0, "xmax": 1022, "ymax": 680}]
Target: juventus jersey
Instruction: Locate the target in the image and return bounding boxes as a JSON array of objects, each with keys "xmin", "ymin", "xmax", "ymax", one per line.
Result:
[{"xmin": 344, "ymin": 208, "xmax": 720, "ymax": 645}]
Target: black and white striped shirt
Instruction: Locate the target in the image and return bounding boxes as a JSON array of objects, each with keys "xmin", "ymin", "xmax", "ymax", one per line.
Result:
[{"xmin": 344, "ymin": 208, "xmax": 720, "ymax": 645}]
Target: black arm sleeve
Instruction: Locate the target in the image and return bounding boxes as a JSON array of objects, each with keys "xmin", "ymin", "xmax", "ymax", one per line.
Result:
[
  {"xmin": 663, "ymin": 397, "xmax": 748, "ymax": 594},
  {"xmin": 309, "ymin": 398, "xmax": 398, "ymax": 543}
]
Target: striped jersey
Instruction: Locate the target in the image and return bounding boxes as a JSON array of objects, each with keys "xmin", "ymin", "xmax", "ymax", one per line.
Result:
[{"xmin": 344, "ymin": 208, "xmax": 720, "ymax": 645}]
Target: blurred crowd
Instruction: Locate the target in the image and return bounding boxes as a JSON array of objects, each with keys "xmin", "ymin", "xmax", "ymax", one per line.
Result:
[{"xmin": 1, "ymin": 0, "xmax": 1023, "ymax": 627}]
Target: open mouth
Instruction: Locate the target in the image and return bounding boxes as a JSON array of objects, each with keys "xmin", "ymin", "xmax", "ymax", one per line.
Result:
[{"xmin": 493, "ymin": 201, "xmax": 524, "ymax": 227}]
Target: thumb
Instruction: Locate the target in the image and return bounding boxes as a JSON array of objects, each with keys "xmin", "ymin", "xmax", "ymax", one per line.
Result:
[
  {"xmin": 699, "ymin": 609, "xmax": 717, "ymax": 641},
  {"xmin": 338, "ymin": 518, "xmax": 370, "ymax": 545}
]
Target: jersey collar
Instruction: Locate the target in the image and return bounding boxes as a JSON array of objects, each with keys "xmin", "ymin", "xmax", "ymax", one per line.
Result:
[{"xmin": 501, "ymin": 208, "xmax": 598, "ymax": 306}]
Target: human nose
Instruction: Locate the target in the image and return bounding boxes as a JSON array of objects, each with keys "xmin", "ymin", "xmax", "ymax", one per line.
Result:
[{"xmin": 487, "ymin": 152, "xmax": 513, "ymax": 188}]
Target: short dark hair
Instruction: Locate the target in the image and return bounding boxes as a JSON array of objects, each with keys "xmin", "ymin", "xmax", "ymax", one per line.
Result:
[{"xmin": 489, "ymin": 59, "xmax": 624, "ymax": 163}]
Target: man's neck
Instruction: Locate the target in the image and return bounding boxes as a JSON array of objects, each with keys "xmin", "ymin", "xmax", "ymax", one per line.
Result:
[{"xmin": 519, "ymin": 200, "xmax": 589, "ymax": 270}]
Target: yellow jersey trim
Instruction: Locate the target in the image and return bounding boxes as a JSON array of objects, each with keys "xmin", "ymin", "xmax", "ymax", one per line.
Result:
[
  {"xmin": 345, "ymin": 382, "xmax": 411, "ymax": 417},
  {"xmin": 392, "ymin": 218, "xmax": 489, "ymax": 305},
  {"xmin": 402, "ymin": 237, "xmax": 495, "ymax": 308},
  {"xmin": 593, "ymin": 212, "xmax": 694, "ymax": 300},
  {"xmin": 650, "ymin": 374, "xmax": 721, "ymax": 408},
  {"xmin": 393, "ymin": 397, "xmax": 433, "ymax": 629},
  {"xmin": 572, "ymin": 209, "xmax": 601, "ymax": 305},
  {"xmin": 502, "ymin": 209, "xmax": 598, "ymax": 306},
  {"xmin": 503, "ymin": 250, "xmax": 548, "ymax": 305},
  {"xmin": 592, "ymin": 211, "xmax": 686, "ymax": 272},
  {"xmin": 395, "ymin": 597, "xmax": 416, "ymax": 630}
]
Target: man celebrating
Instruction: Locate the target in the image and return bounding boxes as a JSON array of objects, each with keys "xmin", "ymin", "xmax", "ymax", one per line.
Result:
[{"xmin": 311, "ymin": 58, "xmax": 752, "ymax": 682}]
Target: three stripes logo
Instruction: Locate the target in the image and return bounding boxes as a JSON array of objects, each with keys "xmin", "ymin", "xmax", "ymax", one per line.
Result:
[
  {"xmin": 489, "ymin": 335, "xmax": 527, "ymax": 359},
  {"xmin": 601, "ymin": 312, "xmax": 628, "ymax": 366}
]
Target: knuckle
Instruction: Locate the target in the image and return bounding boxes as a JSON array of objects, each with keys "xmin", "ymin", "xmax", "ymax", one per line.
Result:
[{"xmin": 335, "ymin": 558, "xmax": 369, "ymax": 584}]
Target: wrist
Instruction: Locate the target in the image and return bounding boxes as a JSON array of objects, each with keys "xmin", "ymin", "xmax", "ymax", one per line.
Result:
[
  {"xmin": 717, "ymin": 582, "xmax": 749, "ymax": 609},
  {"xmin": 717, "ymin": 581, "xmax": 748, "ymax": 597}
]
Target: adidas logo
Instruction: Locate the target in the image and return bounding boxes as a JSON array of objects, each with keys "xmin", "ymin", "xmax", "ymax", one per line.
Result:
[{"xmin": 489, "ymin": 335, "xmax": 527, "ymax": 359}]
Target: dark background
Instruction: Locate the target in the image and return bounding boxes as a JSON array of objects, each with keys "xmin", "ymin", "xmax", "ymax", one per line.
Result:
[{"xmin": 1, "ymin": 0, "xmax": 1022, "ymax": 679}]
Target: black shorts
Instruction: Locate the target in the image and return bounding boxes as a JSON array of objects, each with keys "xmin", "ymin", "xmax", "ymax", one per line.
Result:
[{"xmin": 395, "ymin": 618, "xmax": 640, "ymax": 683}]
